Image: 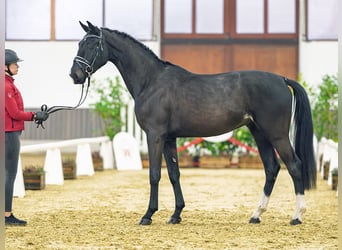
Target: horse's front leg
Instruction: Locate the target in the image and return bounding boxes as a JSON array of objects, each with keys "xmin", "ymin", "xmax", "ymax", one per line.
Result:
[
  {"xmin": 164, "ymin": 138, "xmax": 185, "ymax": 224},
  {"xmin": 139, "ymin": 133, "xmax": 164, "ymax": 225}
]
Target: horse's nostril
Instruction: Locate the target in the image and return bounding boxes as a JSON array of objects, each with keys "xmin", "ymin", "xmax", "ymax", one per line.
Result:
[{"xmin": 70, "ymin": 69, "xmax": 86, "ymax": 84}]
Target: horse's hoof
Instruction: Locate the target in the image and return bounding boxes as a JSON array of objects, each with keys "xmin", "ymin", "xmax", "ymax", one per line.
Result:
[
  {"xmin": 290, "ymin": 218, "xmax": 302, "ymax": 225},
  {"xmin": 168, "ymin": 216, "xmax": 182, "ymax": 224},
  {"xmin": 249, "ymin": 217, "xmax": 261, "ymax": 224},
  {"xmin": 139, "ymin": 218, "xmax": 152, "ymax": 225}
]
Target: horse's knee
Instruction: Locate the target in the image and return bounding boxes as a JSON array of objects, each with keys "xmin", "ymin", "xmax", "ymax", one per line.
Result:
[{"xmin": 149, "ymin": 172, "xmax": 161, "ymax": 185}]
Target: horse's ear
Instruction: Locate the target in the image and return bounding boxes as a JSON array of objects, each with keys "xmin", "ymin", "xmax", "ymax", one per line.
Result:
[
  {"xmin": 79, "ymin": 21, "xmax": 89, "ymax": 32},
  {"xmin": 86, "ymin": 21, "xmax": 100, "ymax": 35}
]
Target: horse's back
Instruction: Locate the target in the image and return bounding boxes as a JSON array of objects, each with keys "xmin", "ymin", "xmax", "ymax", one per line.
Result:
[
  {"xmin": 162, "ymin": 68, "xmax": 293, "ymax": 113},
  {"xmin": 165, "ymin": 67, "xmax": 290, "ymax": 97},
  {"xmin": 172, "ymin": 69, "xmax": 292, "ymax": 112}
]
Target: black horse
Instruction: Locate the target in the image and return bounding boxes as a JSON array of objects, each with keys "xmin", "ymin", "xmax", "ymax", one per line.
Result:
[{"xmin": 70, "ymin": 21, "xmax": 316, "ymax": 226}]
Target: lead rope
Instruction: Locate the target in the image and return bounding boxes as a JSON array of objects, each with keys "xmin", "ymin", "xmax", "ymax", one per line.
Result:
[
  {"xmin": 36, "ymin": 31, "xmax": 103, "ymax": 128},
  {"xmin": 35, "ymin": 76, "xmax": 91, "ymax": 129}
]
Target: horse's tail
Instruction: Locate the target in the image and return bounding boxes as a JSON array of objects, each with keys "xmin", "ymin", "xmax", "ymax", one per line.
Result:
[{"xmin": 285, "ymin": 78, "xmax": 316, "ymax": 190}]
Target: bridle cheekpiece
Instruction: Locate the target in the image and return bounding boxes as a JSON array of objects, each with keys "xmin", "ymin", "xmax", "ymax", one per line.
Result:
[{"xmin": 73, "ymin": 30, "xmax": 103, "ymax": 78}]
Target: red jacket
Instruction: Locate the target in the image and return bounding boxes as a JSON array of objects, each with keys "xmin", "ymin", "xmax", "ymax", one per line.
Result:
[{"xmin": 5, "ymin": 74, "xmax": 34, "ymax": 132}]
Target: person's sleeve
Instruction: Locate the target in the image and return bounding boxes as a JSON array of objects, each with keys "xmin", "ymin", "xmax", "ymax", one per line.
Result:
[{"xmin": 5, "ymin": 85, "xmax": 34, "ymax": 121}]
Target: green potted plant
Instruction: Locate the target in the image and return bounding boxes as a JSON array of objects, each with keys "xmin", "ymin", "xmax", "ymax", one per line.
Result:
[
  {"xmin": 312, "ymin": 75, "xmax": 338, "ymax": 142},
  {"xmin": 23, "ymin": 165, "xmax": 45, "ymax": 190},
  {"xmin": 232, "ymin": 127, "xmax": 262, "ymax": 169},
  {"xmin": 176, "ymin": 127, "xmax": 261, "ymax": 169},
  {"xmin": 177, "ymin": 137, "xmax": 232, "ymax": 169},
  {"xmin": 90, "ymin": 76, "xmax": 128, "ymax": 140},
  {"xmin": 301, "ymin": 74, "xmax": 338, "ymax": 142},
  {"xmin": 176, "ymin": 137, "xmax": 202, "ymax": 168}
]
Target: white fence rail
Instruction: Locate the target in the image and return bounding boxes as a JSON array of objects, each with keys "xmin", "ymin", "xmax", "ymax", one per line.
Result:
[{"xmin": 14, "ymin": 136, "xmax": 114, "ymax": 198}]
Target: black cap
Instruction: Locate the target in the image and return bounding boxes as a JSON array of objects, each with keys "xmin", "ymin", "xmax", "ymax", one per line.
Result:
[{"xmin": 5, "ymin": 49, "xmax": 23, "ymax": 65}]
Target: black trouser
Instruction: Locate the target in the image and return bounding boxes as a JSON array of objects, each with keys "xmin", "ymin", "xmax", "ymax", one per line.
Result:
[{"xmin": 5, "ymin": 131, "xmax": 21, "ymax": 213}]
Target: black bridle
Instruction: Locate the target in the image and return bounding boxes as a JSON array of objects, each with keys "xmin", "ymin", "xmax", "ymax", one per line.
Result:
[
  {"xmin": 74, "ymin": 32, "xmax": 103, "ymax": 77},
  {"xmin": 36, "ymin": 31, "xmax": 103, "ymax": 128}
]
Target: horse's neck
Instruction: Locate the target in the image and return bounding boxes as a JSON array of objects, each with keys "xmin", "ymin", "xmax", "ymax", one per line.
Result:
[{"xmin": 105, "ymin": 31, "xmax": 163, "ymax": 99}]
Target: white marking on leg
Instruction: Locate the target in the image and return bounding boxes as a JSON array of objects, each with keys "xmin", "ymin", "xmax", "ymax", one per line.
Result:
[
  {"xmin": 251, "ymin": 193, "xmax": 270, "ymax": 219},
  {"xmin": 292, "ymin": 194, "xmax": 306, "ymax": 221}
]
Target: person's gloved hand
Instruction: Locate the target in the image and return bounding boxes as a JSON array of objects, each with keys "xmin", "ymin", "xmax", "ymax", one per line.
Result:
[
  {"xmin": 34, "ymin": 111, "xmax": 49, "ymax": 121},
  {"xmin": 34, "ymin": 111, "xmax": 49, "ymax": 128}
]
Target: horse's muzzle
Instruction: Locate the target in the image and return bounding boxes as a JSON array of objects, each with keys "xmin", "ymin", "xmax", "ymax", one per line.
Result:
[{"xmin": 69, "ymin": 66, "xmax": 86, "ymax": 85}]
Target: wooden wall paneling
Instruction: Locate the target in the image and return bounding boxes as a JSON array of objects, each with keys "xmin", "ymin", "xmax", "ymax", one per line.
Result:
[
  {"xmin": 162, "ymin": 44, "xmax": 229, "ymax": 74},
  {"xmin": 231, "ymin": 44, "xmax": 298, "ymax": 79},
  {"xmin": 161, "ymin": 43, "xmax": 297, "ymax": 78}
]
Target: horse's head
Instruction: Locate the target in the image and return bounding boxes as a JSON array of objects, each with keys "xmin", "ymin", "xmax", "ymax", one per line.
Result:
[{"xmin": 70, "ymin": 21, "xmax": 108, "ymax": 84}]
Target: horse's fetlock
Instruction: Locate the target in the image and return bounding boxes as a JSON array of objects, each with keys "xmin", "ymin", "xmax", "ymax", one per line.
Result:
[
  {"xmin": 259, "ymin": 206, "xmax": 267, "ymax": 213},
  {"xmin": 176, "ymin": 204, "xmax": 185, "ymax": 210},
  {"xmin": 149, "ymin": 207, "xmax": 158, "ymax": 213},
  {"xmin": 300, "ymin": 207, "xmax": 307, "ymax": 214}
]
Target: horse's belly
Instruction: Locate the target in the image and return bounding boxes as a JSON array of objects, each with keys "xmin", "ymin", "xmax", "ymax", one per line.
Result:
[{"xmin": 172, "ymin": 111, "xmax": 247, "ymax": 137}]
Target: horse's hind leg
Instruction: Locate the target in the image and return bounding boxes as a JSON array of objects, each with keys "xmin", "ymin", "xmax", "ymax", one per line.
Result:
[
  {"xmin": 163, "ymin": 137, "xmax": 185, "ymax": 224},
  {"xmin": 248, "ymin": 124, "xmax": 281, "ymax": 224},
  {"xmin": 273, "ymin": 138, "xmax": 306, "ymax": 225}
]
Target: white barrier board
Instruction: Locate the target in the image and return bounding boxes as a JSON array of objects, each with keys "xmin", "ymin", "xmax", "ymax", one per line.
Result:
[
  {"xmin": 13, "ymin": 156, "xmax": 25, "ymax": 198},
  {"xmin": 204, "ymin": 131, "xmax": 233, "ymax": 143},
  {"xmin": 76, "ymin": 144, "xmax": 95, "ymax": 176},
  {"xmin": 113, "ymin": 132, "xmax": 142, "ymax": 170},
  {"xmin": 44, "ymin": 148, "xmax": 64, "ymax": 185}
]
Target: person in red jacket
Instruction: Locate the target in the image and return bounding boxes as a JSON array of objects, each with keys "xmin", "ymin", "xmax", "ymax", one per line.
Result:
[{"xmin": 5, "ymin": 49, "xmax": 49, "ymax": 226}]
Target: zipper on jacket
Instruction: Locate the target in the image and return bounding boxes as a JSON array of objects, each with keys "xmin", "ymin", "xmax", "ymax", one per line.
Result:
[{"xmin": 12, "ymin": 118, "xmax": 14, "ymax": 128}]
